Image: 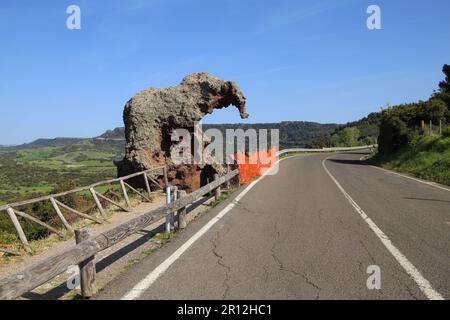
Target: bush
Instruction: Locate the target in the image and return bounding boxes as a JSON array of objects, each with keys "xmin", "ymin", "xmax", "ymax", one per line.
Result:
[
  {"xmin": 443, "ymin": 125, "xmax": 450, "ymax": 138},
  {"xmin": 378, "ymin": 116, "xmax": 410, "ymax": 154},
  {"xmin": 0, "ymin": 230, "xmax": 19, "ymax": 245},
  {"xmin": 330, "ymin": 127, "xmax": 361, "ymax": 147}
]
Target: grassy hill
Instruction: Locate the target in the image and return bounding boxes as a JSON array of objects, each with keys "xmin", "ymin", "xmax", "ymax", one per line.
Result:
[{"xmin": 0, "ymin": 139, "xmax": 124, "ymax": 205}]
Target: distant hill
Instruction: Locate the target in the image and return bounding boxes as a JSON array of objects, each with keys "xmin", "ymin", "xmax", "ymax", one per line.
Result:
[
  {"xmin": 5, "ymin": 121, "xmax": 339, "ymax": 150},
  {"xmin": 203, "ymin": 121, "xmax": 339, "ymax": 148},
  {"xmin": 92, "ymin": 121, "xmax": 340, "ymax": 148},
  {"xmin": 338, "ymin": 112, "xmax": 382, "ymax": 141},
  {"xmin": 13, "ymin": 137, "xmax": 85, "ymax": 149},
  {"xmin": 311, "ymin": 112, "xmax": 382, "ymax": 148}
]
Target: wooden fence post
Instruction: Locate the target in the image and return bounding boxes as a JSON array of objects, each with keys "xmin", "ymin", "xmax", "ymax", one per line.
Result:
[
  {"xmin": 50, "ymin": 197, "xmax": 74, "ymax": 233},
  {"xmin": 214, "ymin": 174, "xmax": 221, "ymax": 201},
  {"xmin": 177, "ymin": 190, "xmax": 187, "ymax": 230},
  {"xmin": 238, "ymin": 169, "xmax": 241, "ymax": 187},
  {"xmin": 119, "ymin": 180, "xmax": 131, "ymax": 208},
  {"xmin": 171, "ymin": 186, "xmax": 178, "ymax": 229},
  {"xmin": 6, "ymin": 207, "xmax": 32, "ymax": 254},
  {"xmin": 75, "ymin": 229, "xmax": 96, "ymax": 299},
  {"xmin": 165, "ymin": 185, "xmax": 172, "ymax": 233},
  {"xmin": 163, "ymin": 167, "xmax": 169, "ymax": 187},
  {"xmin": 226, "ymin": 164, "xmax": 231, "ymax": 190},
  {"xmin": 143, "ymin": 173, "xmax": 152, "ymax": 197},
  {"xmin": 90, "ymin": 188, "xmax": 105, "ymax": 217}
]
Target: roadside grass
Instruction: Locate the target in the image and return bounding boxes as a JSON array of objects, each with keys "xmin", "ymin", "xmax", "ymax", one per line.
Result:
[
  {"xmin": 210, "ymin": 186, "xmax": 238, "ymax": 208},
  {"xmin": 369, "ymin": 135, "xmax": 450, "ymax": 186}
]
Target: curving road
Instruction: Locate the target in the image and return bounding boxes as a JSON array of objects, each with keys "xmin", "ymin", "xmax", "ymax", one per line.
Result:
[{"xmin": 96, "ymin": 152, "xmax": 450, "ymax": 300}]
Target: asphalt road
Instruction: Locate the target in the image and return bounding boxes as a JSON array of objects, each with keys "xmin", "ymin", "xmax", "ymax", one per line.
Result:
[{"xmin": 95, "ymin": 152, "xmax": 450, "ymax": 300}]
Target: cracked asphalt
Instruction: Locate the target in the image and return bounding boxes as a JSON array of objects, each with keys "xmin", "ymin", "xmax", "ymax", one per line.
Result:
[{"xmin": 95, "ymin": 153, "xmax": 450, "ymax": 300}]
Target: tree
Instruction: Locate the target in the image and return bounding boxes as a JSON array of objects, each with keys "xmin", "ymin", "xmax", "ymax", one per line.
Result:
[
  {"xmin": 427, "ymin": 98, "xmax": 448, "ymax": 121},
  {"xmin": 340, "ymin": 127, "xmax": 361, "ymax": 147},
  {"xmin": 438, "ymin": 64, "xmax": 450, "ymax": 107},
  {"xmin": 439, "ymin": 64, "xmax": 450, "ymax": 93},
  {"xmin": 330, "ymin": 127, "xmax": 361, "ymax": 147}
]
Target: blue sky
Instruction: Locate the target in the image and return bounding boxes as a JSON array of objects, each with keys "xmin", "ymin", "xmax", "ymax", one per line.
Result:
[{"xmin": 1, "ymin": 0, "xmax": 449, "ymax": 144}]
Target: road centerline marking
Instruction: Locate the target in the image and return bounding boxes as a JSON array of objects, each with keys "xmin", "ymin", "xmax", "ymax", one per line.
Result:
[{"xmin": 322, "ymin": 155, "xmax": 444, "ymax": 300}]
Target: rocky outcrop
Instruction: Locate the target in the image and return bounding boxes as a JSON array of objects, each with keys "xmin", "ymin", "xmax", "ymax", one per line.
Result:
[{"xmin": 115, "ymin": 72, "xmax": 248, "ymax": 192}]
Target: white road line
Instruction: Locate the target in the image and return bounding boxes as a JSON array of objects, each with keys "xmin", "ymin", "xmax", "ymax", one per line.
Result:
[
  {"xmin": 121, "ymin": 161, "xmax": 282, "ymax": 300},
  {"xmin": 357, "ymin": 153, "xmax": 449, "ymax": 192},
  {"xmin": 369, "ymin": 165, "xmax": 450, "ymax": 192},
  {"xmin": 322, "ymin": 156, "xmax": 444, "ymax": 300}
]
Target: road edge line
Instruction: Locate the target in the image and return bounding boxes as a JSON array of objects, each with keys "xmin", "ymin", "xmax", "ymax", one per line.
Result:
[
  {"xmin": 120, "ymin": 159, "xmax": 286, "ymax": 300},
  {"xmin": 322, "ymin": 156, "xmax": 444, "ymax": 300},
  {"xmin": 368, "ymin": 165, "xmax": 450, "ymax": 192}
]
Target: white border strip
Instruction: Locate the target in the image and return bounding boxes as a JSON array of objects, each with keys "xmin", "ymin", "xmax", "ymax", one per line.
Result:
[
  {"xmin": 121, "ymin": 160, "xmax": 282, "ymax": 300},
  {"xmin": 322, "ymin": 156, "xmax": 444, "ymax": 300},
  {"xmin": 369, "ymin": 165, "xmax": 450, "ymax": 192}
]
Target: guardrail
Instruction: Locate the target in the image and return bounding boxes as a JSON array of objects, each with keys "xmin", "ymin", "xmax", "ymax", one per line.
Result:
[
  {"xmin": 0, "ymin": 169, "xmax": 239, "ymax": 300},
  {"xmin": 277, "ymin": 145, "xmax": 376, "ymax": 156},
  {"xmin": 0, "ymin": 166, "xmax": 167, "ymax": 254}
]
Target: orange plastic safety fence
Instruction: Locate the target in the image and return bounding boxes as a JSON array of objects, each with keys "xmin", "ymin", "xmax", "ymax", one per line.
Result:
[{"xmin": 235, "ymin": 147, "xmax": 277, "ymax": 184}]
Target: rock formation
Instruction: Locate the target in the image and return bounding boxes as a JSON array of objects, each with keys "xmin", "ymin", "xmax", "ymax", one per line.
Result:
[{"xmin": 115, "ymin": 72, "xmax": 248, "ymax": 192}]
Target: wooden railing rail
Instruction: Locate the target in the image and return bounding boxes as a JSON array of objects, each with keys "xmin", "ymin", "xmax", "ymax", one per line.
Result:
[
  {"xmin": 0, "ymin": 166, "xmax": 167, "ymax": 253},
  {"xmin": 0, "ymin": 169, "xmax": 239, "ymax": 300}
]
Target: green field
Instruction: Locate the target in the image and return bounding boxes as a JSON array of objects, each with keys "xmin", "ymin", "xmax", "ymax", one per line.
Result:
[{"xmin": 0, "ymin": 139, "xmax": 124, "ymax": 205}]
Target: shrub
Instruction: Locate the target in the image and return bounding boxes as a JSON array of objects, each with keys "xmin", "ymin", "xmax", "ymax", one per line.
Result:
[
  {"xmin": 378, "ymin": 116, "xmax": 410, "ymax": 154},
  {"xmin": 443, "ymin": 125, "xmax": 450, "ymax": 138}
]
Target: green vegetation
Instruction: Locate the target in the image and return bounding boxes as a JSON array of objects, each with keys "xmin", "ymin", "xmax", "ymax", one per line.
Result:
[
  {"xmin": 377, "ymin": 65, "xmax": 449, "ymax": 154},
  {"xmin": 330, "ymin": 127, "xmax": 362, "ymax": 147},
  {"xmin": 368, "ymin": 64, "xmax": 450, "ymax": 185},
  {"xmin": 0, "ymin": 139, "xmax": 124, "ymax": 204},
  {"xmin": 370, "ymin": 135, "xmax": 450, "ymax": 185},
  {"xmin": 0, "ymin": 138, "xmax": 125, "ymax": 248},
  {"xmin": 209, "ymin": 186, "xmax": 238, "ymax": 208},
  {"xmin": 312, "ymin": 113, "xmax": 381, "ymax": 148}
]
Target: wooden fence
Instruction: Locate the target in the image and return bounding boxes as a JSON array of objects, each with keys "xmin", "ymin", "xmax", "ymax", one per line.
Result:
[
  {"xmin": 0, "ymin": 169, "xmax": 239, "ymax": 300},
  {"xmin": 0, "ymin": 166, "xmax": 167, "ymax": 254}
]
